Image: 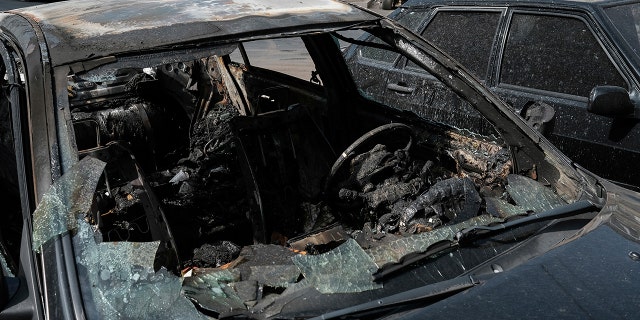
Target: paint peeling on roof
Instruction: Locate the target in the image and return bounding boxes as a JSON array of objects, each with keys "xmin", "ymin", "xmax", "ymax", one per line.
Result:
[
  {"xmin": 18, "ymin": 0, "xmax": 357, "ymax": 38},
  {"xmin": 8, "ymin": 0, "xmax": 375, "ymax": 66}
]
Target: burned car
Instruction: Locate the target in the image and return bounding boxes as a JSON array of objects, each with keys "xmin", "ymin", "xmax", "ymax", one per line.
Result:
[{"xmin": 0, "ymin": 0, "xmax": 639, "ymax": 319}]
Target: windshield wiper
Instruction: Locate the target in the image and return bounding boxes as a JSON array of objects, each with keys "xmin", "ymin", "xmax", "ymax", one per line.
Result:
[
  {"xmin": 312, "ymin": 275, "xmax": 480, "ymax": 320},
  {"xmin": 454, "ymin": 199, "xmax": 598, "ymax": 244}
]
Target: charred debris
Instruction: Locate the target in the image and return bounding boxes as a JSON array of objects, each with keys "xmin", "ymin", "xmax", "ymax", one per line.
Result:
[{"xmin": 67, "ymin": 54, "xmax": 562, "ymax": 317}]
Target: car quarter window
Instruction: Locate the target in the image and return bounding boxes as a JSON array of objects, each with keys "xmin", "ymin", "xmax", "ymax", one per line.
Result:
[
  {"xmin": 500, "ymin": 13, "xmax": 626, "ymax": 97},
  {"xmin": 231, "ymin": 37, "xmax": 320, "ymax": 83},
  {"xmin": 414, "ymin": 10, "xmax": 502, "ymax": 79}
]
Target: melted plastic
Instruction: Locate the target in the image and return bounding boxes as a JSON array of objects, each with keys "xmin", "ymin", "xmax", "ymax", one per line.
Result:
[{"xmin": 366, "ymin": 175, "xmax": 566, "ymax": 268}]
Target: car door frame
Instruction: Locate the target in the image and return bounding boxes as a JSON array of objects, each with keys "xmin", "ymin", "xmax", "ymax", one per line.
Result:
[
  {"xmin": 0, "ymin": 11, "xmax": 88, "ymax": 319},
  {"xmin": 0, "ymin": 14, "xmax": 45, "ymax": 319}
]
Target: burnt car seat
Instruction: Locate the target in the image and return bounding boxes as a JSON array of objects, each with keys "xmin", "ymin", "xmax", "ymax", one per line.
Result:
[{"xmin": 231, "ymin": 104, "xmax": 336, "ymax": 243}]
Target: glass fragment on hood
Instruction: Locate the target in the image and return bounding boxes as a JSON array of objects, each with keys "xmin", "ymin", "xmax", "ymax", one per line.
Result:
[
  {"xmin": 181, "ymin": 244, "xmax": 303, "ymax": 315},
  {"xmin": 0, "ymin": 250, "xmax": 13, "ymax": 277},
  {"xmin": 366, "ymin": 214, "xmax": 502, "ymax": 268},
  {"xmin": 248, "ymin": 265, "xmax": 300, "ymax": 288},
  {"xmin": 292, "ymin": 238, "xmax": 382, "ymax": 294},
  {"xmin": 506, "ymin": 174, "xmax": 566, "ymax": 212},
  {"xmin": 74, "ymin": 218, "xmax": 207, "ymax": 320},
  {"xmin": 485, "ymin": 197, "xmax": 524, "ymax": 217},
  {"xmin": 182, "ymin": 268, "xmax": 246, "ymax": 315},
  {"xmin": 32, "ymin": 156, "xmax": 106, "ymax": 252}
]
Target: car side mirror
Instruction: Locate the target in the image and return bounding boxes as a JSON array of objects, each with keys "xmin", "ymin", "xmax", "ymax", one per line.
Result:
[{"xmin": 587, "ymin": 86, "xmax": 634, "ymax": 117}]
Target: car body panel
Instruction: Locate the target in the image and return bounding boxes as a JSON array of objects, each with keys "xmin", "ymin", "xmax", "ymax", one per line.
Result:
[{"xmin": 383, "ymin": 223, "xmax": 640, "ymax": 319}]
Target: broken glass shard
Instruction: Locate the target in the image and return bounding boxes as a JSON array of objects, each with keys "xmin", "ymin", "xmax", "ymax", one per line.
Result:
[
  {"xmin": 0, "ymin": 249, "xmax": 13, "ymax": 277},
  {"xmin": 182, "ymin": 268, "xmax": 246, "ymax": 315},
  {"xmin": 32, "ymin": 156, "xmax": 106, "ymax": 252},
  {"xmin": 73, "ymin": 218, "xmax": 207, "ymax": 320},
  {"xmin": 292, "ymin": 238, "xmax": 381, "ymax": 294},
  {"xmin": 485, "ymin": 197, "xmax": 525, "ymax": 218},
  {"xmin": 248, "ymin": 265, "xmax": 300, "ymax": 288},
  {"xmin": 506, "ymin": 174, "xmax": 565, "ymax": 212},
  {"xmin": 367, "ymin": 214, "xmax": 503, "ymax": 268}
]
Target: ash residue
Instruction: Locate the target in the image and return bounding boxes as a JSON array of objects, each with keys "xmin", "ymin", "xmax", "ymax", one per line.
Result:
[
  {"xmin": 149, "ymin": 102, "xmax": 251, "ymax": 263},
  {"xmin": 189, "ymin": 102, "xmax": 238, "ymax": 162},
  {"xmin": 187, "ymin": 241, "xmax": 242, "ymax": 268}
]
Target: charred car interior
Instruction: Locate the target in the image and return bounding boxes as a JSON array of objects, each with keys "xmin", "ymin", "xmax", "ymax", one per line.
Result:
[{"xmin": 30, "ymin": 29, "xmax": 589, "ymax": 319}]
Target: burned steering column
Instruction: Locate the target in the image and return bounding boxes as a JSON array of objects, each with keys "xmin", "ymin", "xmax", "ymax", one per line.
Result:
[{"xmin": 324, "ymin": 123, "xmax": 498, "ymax": 239}]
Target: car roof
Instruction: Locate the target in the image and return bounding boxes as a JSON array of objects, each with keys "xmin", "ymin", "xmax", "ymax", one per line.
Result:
[
  {"xmin": 5, "ymin": 0, "xmax": 378, "ymax": 66},
  {"xmin": 401, "ymin": 0, "xmax": 636, "ymax": 9}
]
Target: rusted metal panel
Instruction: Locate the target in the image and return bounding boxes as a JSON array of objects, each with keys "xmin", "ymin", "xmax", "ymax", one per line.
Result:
[
  {"xmin": 216, "ymin": 56, "xmax": 250, "ymax": 115},
  {"xmin": 9, "ymin": 0, "xmax": 376, "ymax": 66}
]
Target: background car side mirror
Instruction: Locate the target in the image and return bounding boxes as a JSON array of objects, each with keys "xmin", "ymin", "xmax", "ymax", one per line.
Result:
[{"xmin": 587, "ymin": 86, "xmax": 634, "ymax": 117}]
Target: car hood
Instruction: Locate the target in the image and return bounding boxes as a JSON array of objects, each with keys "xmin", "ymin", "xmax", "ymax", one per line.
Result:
[
  {"xmin": 323, "ymin": 181, "xmax": 640, "ymax": 319},
  {"xmin": 390, "ymin": 222, "xmax": 640, "ymax": 319}
]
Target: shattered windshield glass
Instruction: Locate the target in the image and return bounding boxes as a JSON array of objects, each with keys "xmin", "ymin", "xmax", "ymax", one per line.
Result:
[
  {"xmin": 32, "ymin": 156, "xmax": 106, "ymax": 252},
  {"xmin": 53, "ymin": 27, "xmax": 575, "ymax": 319}
]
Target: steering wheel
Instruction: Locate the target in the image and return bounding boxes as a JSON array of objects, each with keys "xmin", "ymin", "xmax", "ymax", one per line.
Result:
[{"xmin": 324, "ymin": 123, "xmax": 414, "ymax": 196}]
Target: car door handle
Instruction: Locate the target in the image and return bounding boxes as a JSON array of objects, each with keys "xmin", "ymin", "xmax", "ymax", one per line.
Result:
[{"xmin": 387, "ymin": 83, "xmax": 415, "ymax": 94}]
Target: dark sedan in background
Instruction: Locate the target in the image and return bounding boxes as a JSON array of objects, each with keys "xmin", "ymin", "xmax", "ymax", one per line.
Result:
[{"xmin": 356, "ymin": 0, "xmax": 640, "ymax": 191}]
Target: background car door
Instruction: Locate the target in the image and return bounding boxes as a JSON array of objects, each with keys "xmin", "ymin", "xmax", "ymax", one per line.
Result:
[
  {"xmin": 383, "ymin": 9, "xmax": 504, "ymax": 137},
  {"xmin": 344, "ymin": 9, "xmax": 426, "ymax": 106},
  {"xmin": 492, "ymin": 12, "xmax": 639, "ymax": 189}
]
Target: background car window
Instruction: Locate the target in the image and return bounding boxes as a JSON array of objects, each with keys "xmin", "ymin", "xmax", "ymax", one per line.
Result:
[
  {"xmin": 500, "ymin": 13, "xmax": 626, "ymax": 96},
  {"xmin": 393, "ymin": 9, "xmax": 427, "ymax": 33},
  {"xmin": 344, "ymin": 35, "xmax": 500, "ymax": 139},
  {"xmin": 606, "ymin": 4, "xmax": 640, "ymax": 63},
  {"xmin": 415, "ymin": 10, "xmax": 501, "ymax": 79},
  {"xmin": 360, "ymin": 10, "xmax": 426, "ymax": 64}
]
